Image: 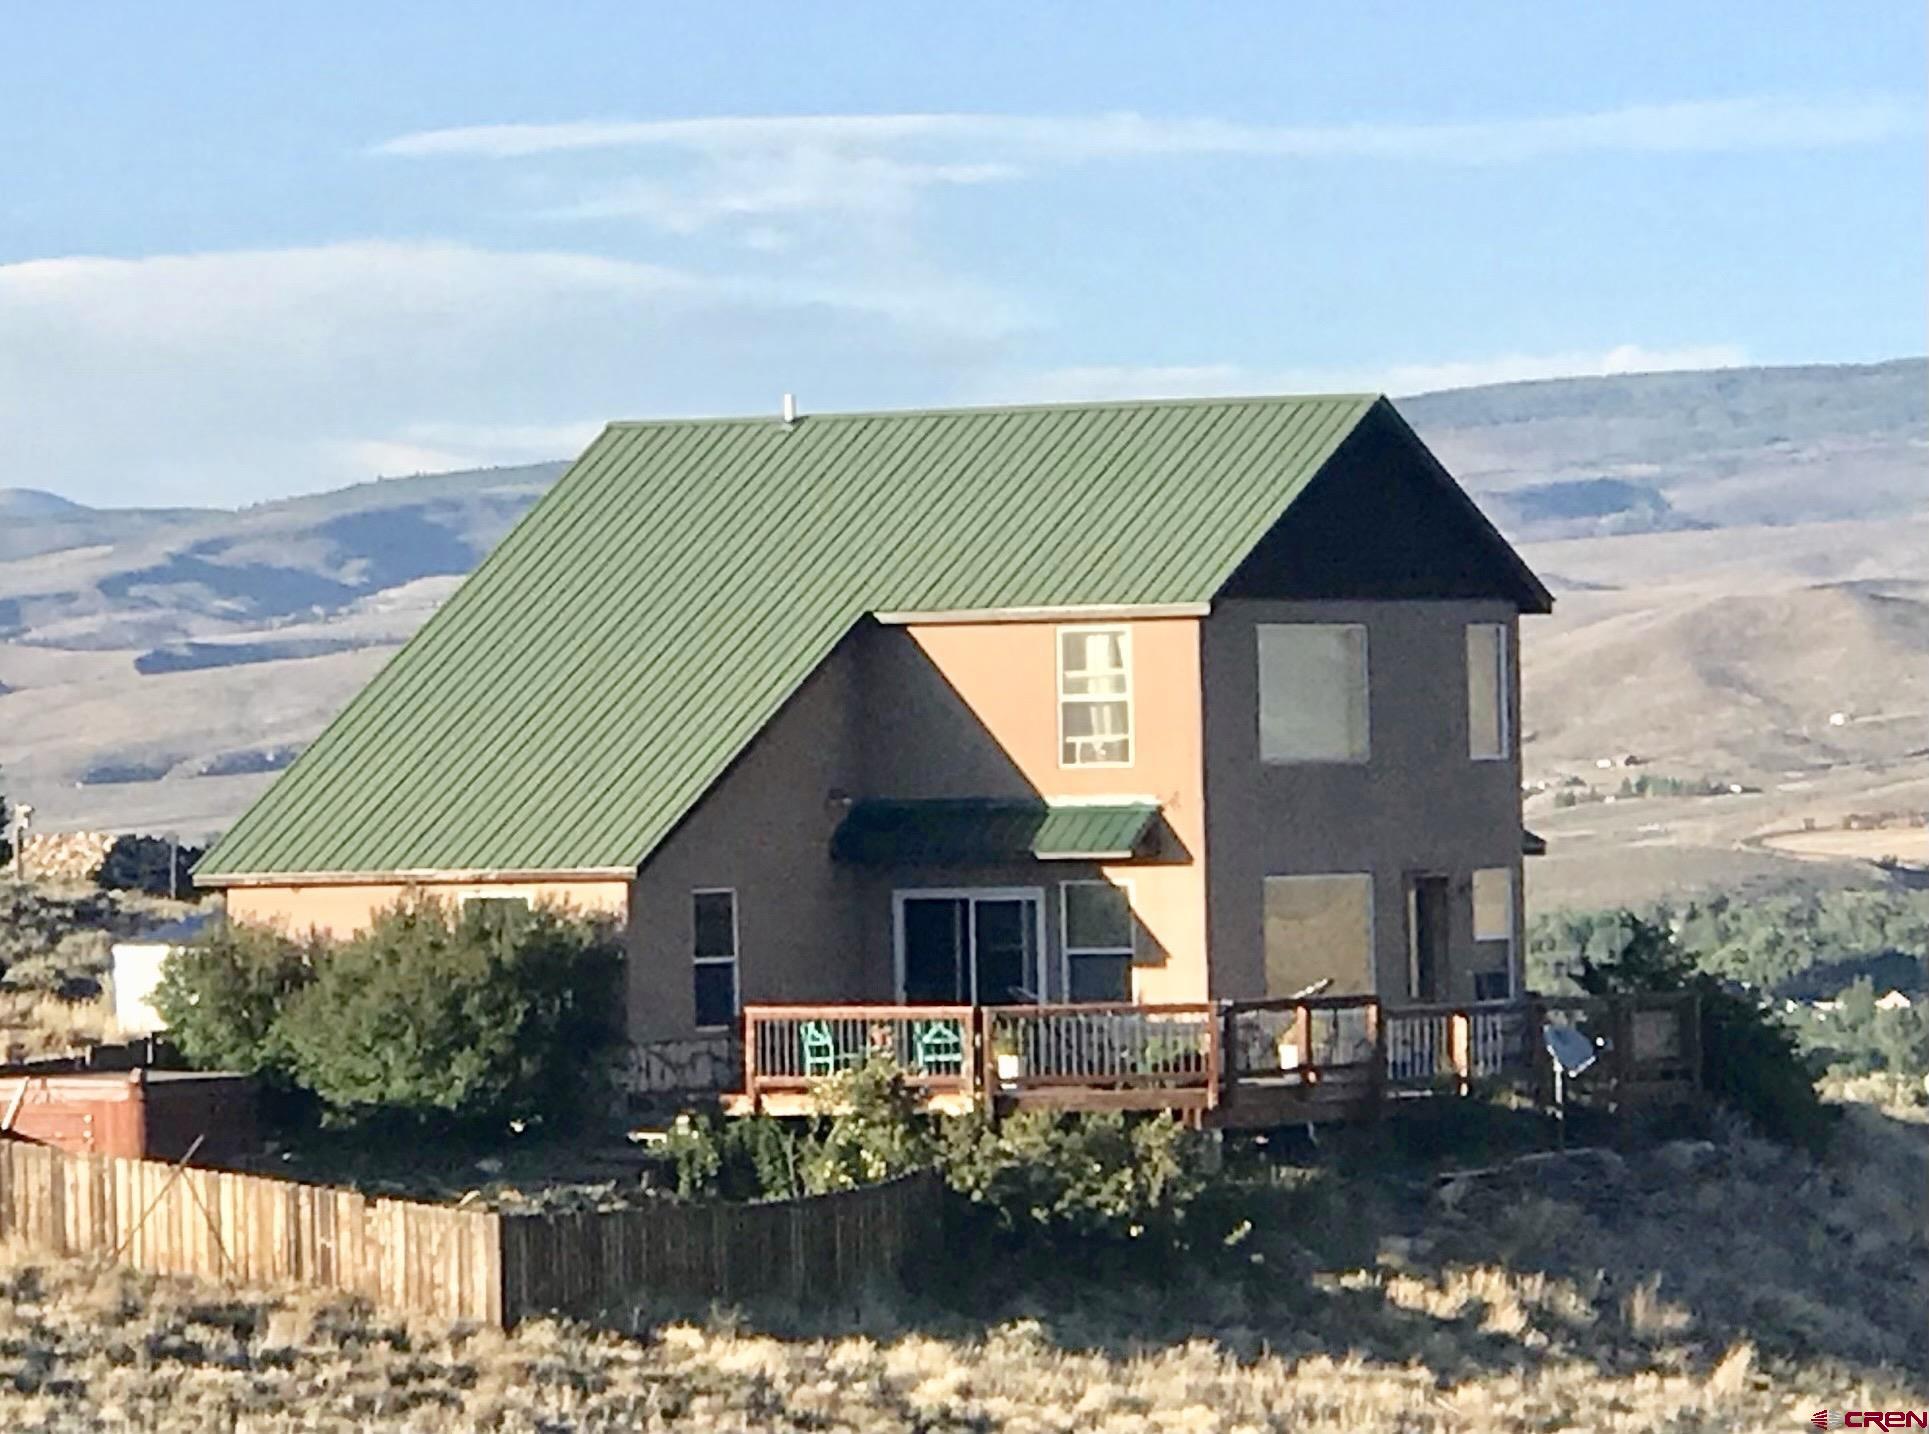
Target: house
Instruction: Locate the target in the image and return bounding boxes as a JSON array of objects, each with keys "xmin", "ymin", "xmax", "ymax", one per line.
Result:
[{"xmin": 194, "ymin": 394, "xmax": 1551, "ymax": 1055}]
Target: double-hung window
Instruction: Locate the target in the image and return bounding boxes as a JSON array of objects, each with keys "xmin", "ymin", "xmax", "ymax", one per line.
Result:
[
  {"xmin": 1061, "ymin": 881, "xmax": 1134, "ymax": 1002},
  {"xmin": 692, "ymin": 889, "xmax": 739, "ymax": 1030},
  {"xmin": 1258, "ymin": 624, "xmax": 1369, "ymax": 763},
  {"xmin": 1058, "ymin": 626, "xmax": 1132, "ymax": 766},
  {"xmin": 1467, "ymin": 623, "xmax": 1510, "ymax": 760}
]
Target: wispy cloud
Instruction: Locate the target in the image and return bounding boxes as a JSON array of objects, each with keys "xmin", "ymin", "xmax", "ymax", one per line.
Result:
[
  {"xmin": 379, "ymin": 97, "xmax": 1920, "ymax": 165},
  {"xmin": 984, "ymin": 344, "xmax": 1753, "ymax": 405},
  {"xmin": 372, "ymin": 97, "xmax": 1920, "ymax": 245}
]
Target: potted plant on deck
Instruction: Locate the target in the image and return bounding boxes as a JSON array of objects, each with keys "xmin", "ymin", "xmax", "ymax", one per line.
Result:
[{"xmin": 992, "ymin": 1028, "xmax": 1026, "ymax": 1084}]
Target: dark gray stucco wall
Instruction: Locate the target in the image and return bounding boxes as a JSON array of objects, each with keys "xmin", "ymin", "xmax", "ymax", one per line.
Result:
[{"xmin": 1201, "ymin": 598, "xmax": 1525, "ymax": 1005}]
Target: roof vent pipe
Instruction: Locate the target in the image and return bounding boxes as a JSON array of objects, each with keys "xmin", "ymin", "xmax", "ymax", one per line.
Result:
[{"xmin": 781, "ymin": 392, "xmax": 797, "ymax": 427}]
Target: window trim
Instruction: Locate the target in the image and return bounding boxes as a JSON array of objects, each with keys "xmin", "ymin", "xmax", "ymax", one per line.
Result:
[
  {"xmin": 1056, "ymin": 623, "xmax": 1134, "ymax": 769},
  {"xmin": 1261, "ymin": 871, "xmax": 1377, "ymax": 999},
  {"xmin": 1059, "ymin": 878, "xmax": 1136, "ymax": 1002},
  {"xmin": 1257, "ymin": 622, "xmax": 1372, "ymax": 765},
  {"xmin": 1467, "ymin": 622, "xmax": 1511, "ymax": 762},
  {"xmin": 691, "ymin": 887, "xmax": 740, "ymax": 1032}
]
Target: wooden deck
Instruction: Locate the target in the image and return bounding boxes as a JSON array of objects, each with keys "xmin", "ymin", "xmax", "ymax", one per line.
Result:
[{"xmin": 723, "ymin": 993, "xmax": 1701, "ymax": 1127}]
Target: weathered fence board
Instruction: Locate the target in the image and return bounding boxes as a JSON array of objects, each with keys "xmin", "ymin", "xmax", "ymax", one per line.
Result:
[
  {"xmin": 0, "ymin": 1141, "xmax": 503, "ymax": 1324},
  {"xmin": 0, "ymin": 1140, "xmax": 937, "ymax": 1328}
]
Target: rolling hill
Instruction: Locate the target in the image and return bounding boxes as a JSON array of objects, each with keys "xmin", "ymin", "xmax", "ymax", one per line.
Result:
[{"xmin": 1, "ymin": 359, "xmax": 1924, "ymax": 909}]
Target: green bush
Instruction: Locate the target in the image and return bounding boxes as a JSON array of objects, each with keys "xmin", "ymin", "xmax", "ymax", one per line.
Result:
[
  {"xmin": 273, "ymin": 900, "xmax": 622, "ymax": 1131},
  {"xmin": 1572, "ymin": 913, "xmax": 1835, "ymax": 1153},
  {"xmin": 938, "ymin": 1108, "xmax": 1209, "ymax": 1251},
  {"xmin": 152, "ymin": 922, "xmax": 316, "ymax": 1076},
  {"xmin": 663, "ymin": 1113, "xmax": 803, "ymax": 1201},
  {"xmin": 796, "ymin": 1058, "xmax": 934, "ymax": 1194}
]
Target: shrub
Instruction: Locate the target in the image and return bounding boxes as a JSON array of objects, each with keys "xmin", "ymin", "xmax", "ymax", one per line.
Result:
[
  {"xmin": 1, "ymin": 932, "xmax": 112, "ymax": 1000},
  {"xmin": 97, "ymin": 835, "xmax": 204, "ymax": 897},
  {"xmin": 151, "ymin": 922, "xmax": 315, "ymax": 1076},
  {"xmin": 1573, "ymin": 914, "xmax": 1835, "ymax": 1153},
  {"xmin": 796, "ymin": 1058, "xmax": 933, "ymax": 1194},
  {"xmin": 663, "ymin": 1113, "xmax": 803, "ymax": 1201},
  {"xmin": 273, "ymin": 899, "xmax": 621, "ymax": 1131},
  {"xmin": 938, "ymin": 1108, "xmax": 1210, "ymax": 1252}
]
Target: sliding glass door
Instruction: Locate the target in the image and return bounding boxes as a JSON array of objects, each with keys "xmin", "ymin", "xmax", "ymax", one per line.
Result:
[{"xmin": 895, "ymin": 889, "xmax": 1045, "ymax": 1004}]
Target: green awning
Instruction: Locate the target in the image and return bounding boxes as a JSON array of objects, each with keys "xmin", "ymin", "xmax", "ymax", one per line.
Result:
[{"xmin": 832, "ymin": 799, "xmax": 1161, "ymax": 866}]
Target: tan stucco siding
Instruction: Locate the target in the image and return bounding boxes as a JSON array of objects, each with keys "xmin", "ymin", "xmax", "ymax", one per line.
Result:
[
  {"xmin": 863, "ymin": 619, "xmax": 1211, "ymax": 1003},
  {"xmin": 1202, "ymin": 599, "xmax": 1525, "ymax": 1005},
  {"xmin": 223, "ymin": 879, "xmax": 631, "ymax": 938},
  {"xmin": 626, "ymin": 638, "xmax": 870, "ymax": 1041}
]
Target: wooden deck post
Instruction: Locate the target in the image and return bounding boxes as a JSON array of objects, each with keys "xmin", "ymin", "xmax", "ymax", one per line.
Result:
[
  {"xmin": 976, "ymin": 1008, "xmax": 995, "ymax": 1117},
  {"xmin": 1449, "ymin": 1010, "xmax": 1472, "ymax": 1097},
  {"xmin": 741, "ymin": 1014, "xmax": 760, "ymax": 1114},
  {"xmin": 1205, "ymin": 1004, "xmax": 1223, "ymax": 1111},
  {"xmin": 1365, "ymin": 999, "xmax": 1386, "ymax": 1118},
  {"xmin": 1293, "ymin": 1004, "xmax": 1313, "ymax": 1085}
]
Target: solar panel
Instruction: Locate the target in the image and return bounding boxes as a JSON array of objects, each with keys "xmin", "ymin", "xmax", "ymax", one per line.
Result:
[{"xmin": 1544, "ymin": 1024, "xmax": 1599, "ymax": 1077}]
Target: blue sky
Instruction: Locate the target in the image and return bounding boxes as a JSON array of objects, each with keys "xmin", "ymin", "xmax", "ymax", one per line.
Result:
[{"xmin": 2, "ymin": 3, "xmax": 1922, "ymax": 507}]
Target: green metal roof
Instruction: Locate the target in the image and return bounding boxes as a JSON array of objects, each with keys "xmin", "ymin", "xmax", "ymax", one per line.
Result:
[
  {"xmin": 198, "ymin": 393, "xmax": 1393, "ymax": 879},
  {"xmin": 832, "ymin": 799, "xmax": 1161, "ymax": 866}
]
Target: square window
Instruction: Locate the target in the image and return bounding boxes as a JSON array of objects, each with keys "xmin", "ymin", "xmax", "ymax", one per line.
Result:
[
  {"xmin": 1262, "ymin": 873, "xmax": 1374, "ymax": 997},
  {"xmin": 1063, "ymin": 881, "xmax": 1132, "ymax": 952},
  {"xmin": 693, "ymin": 961, "xmax": 739, "ymax": 1029},
  {"xmin": 1258, "ymin": 624, "xmax": 1369, "ymax": 763},
  {"xmin": 1067, "ymin": 954, "xmax": 1131, "ymax": 1003},
  {"xmin": 1058, "ymin": 627, "xmax": 1132, "ymax": 765}
]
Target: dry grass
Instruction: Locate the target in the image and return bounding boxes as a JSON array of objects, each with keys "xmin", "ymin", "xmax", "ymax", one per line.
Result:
[
  {"xmin": 0, "ymin": 1104, "xmax": 1919, "ymax": 1431},
  {"xmin": 0, "ymin": 990, "xmax": 116, "ymax": 1058}
]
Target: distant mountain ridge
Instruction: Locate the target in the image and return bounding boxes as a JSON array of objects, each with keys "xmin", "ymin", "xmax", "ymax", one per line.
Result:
[{"xmin": 0, "ymin": 358, "xmax": 1923, "ymax": 840}]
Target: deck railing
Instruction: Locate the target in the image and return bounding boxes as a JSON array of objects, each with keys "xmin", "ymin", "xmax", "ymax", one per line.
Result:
[
  {"xmin": 735, "ymin": 992, "xmax": 1700, "ymax": 1122},
  {"xmin": 985, "ymin": 1003, "xmax": 1221, "ymax": 1101},
  {"xmin": 1384, "ymin": 1005, "xmax": 1458, "ymax": 1087},
  {"xmin": 1226, "ymin": 996, "xmax": 1379, "ymax": 1081},
  {"xmin": 742, "ymin": 1005, "xmax": 977, "ymax": 1102}
]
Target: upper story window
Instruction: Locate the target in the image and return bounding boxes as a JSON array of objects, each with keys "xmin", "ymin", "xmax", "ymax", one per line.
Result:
[
  {"xmin": 1466, "ymin": 623, "xmax": 1510, "ymax": 760},
  {"xmin": 1058, "ymin": 626, "xmax": 1132, "ymax": 766},
  {"xmin": 1258, "ymin": 624, "xmax": 1369, "ymax": 763}
]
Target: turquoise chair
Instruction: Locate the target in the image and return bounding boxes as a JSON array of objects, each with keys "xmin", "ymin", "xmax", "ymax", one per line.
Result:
[
  {"xmin": 912, "ymin": 1020, "xmax": 964, "ymax": 1075},
  {"xmin": 800, "ymin": 1020, "xmax": 842, "ymax": 1078}
]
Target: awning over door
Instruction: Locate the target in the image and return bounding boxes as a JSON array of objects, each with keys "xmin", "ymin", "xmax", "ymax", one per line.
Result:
[{"xmin": 832, "ymin": 799, "xmax": 1160, "ymax": 866}]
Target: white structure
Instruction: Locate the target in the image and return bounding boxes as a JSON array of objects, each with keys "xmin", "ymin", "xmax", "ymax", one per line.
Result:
[{"xmin": 110, "ymin": 913, "xmax": 216, "ymax": 1036}]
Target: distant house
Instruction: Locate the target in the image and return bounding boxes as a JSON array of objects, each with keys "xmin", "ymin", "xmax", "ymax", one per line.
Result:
[
  {"xmin": 110, "ymin": 912, "xmax": 219, "ymax": 1036},
  {"xmin": 194, "ymin": 395, "xmax": 1551, "ymax": 1048}
]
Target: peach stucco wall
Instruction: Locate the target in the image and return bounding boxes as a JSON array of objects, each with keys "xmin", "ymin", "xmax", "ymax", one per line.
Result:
[
  {"xmin": 223, "ymin": 879, "xmax": 631, "ymax": 939},
  {"xmin": 893, "ymin": 617, "xmax": 1211, "ymax": 1003}
]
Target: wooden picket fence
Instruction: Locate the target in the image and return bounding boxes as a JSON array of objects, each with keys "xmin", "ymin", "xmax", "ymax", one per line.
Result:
[{"xmin": 0, "ymin": 1140, "xmax": 939, "ymax": 1327}]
